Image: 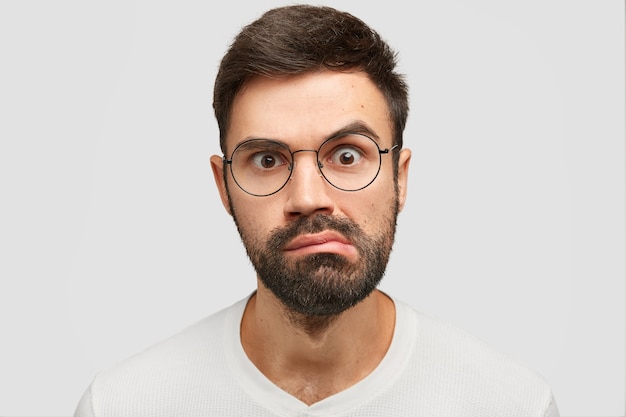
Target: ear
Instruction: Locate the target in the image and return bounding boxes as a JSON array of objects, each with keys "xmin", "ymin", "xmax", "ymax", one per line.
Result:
[
  {"xmin": 210, "ymin": 154, "xmax": 233, "ymax": 216},
  {"xmin": 396, "ymin": 148, "xmax": 411, "ymax": 212}
]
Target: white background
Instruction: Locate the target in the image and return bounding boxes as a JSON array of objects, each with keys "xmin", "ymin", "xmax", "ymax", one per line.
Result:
[{"xmin": 0, "ymin": 1, "xmax": 623, "ymax": 416}]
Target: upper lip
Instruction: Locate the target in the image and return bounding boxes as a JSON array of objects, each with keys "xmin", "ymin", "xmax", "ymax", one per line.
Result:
[{"xmin": 283, "ymin": 231, "xmax": 352, "ymax": 251}]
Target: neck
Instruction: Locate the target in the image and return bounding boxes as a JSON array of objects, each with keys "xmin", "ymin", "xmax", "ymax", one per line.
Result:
[
  {"xmin": 240, "ymin": 284, "xmax": 395, "ymax": 405},
  {"xmin": 284, "ymin": 309, "xmax": 339, "ymax": 338}
]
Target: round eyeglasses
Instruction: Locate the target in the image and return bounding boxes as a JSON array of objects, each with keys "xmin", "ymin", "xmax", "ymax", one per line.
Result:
[{"xmin": 223, "ymin": 132, "xmax": 398, "ymax": 197}]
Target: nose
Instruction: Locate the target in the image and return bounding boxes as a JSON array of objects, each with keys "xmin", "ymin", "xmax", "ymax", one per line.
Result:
[{"xmin": 283, "ymin": 151, "xmax": 335, "ymax": 218}]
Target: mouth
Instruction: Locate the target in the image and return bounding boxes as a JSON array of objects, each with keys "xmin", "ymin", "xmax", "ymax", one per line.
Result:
[{"xmin": 283, "ymin": 231, "xmax": 358, "ymax": 260}]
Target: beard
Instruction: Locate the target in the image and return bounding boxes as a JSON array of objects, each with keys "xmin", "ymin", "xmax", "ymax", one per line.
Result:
[{"xmin": 230, "ymin": 198, "xmax": 399, "ymax": 321}]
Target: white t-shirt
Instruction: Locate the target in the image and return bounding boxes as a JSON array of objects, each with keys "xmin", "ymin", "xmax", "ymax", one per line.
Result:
[{"xmin": 74, "ymin": 296, "xmax": 559, "ymax": 417}]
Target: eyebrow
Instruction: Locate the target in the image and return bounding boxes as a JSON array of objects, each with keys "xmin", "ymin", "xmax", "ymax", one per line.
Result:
[
  {"xmin": 233, "ymin": 120, "xmax": 383, "ymax": 151},
  {"xmin": 326, "ymin": 121, "xmax": 381, "ymax": 143}
]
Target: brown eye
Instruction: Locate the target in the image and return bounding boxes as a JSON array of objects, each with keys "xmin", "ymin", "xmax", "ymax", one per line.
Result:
[
  {"xmin": 330, "ymin": 146, "xmax": 362, "ymax": 166},
  {"xmin": 251, "ymin": 152, "xmax": 287, "ymax": 170},
  {"xmin": 261, "ymin": 155, "xmax": 275, "ymax": 168},
  {"xmin": 339, "ymin": 151, "xmax": 355, "ymax": 165}
]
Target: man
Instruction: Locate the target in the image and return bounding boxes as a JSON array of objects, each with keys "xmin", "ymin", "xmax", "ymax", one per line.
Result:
[{"xmin": 74, "ymin": 5, "xmax": 559, "ymax": 416}]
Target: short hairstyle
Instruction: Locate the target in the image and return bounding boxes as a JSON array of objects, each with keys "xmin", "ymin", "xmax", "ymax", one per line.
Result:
[{"xmin": 213, "ymin": 5, "xmax": 409, "ymax": 154}]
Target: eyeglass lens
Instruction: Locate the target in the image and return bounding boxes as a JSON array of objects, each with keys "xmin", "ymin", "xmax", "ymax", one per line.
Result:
[{"xmin": 228, "ymin": 133, "xmax": 385, "ymax": 196}]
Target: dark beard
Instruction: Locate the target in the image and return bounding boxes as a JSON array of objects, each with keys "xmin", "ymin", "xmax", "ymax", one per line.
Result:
[{"xmin": 235, "ymin": 211, "xmax": 398, "ymax": 325}]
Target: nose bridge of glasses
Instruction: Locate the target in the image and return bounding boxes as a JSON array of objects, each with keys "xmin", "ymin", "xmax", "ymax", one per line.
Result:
[{"xmin": 290, "ymin": 148, "xmax": 324, "ymax": 171}]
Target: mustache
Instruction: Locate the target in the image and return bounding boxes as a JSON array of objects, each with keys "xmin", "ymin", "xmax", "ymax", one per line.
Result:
[{"xmin": 266, "ymin": 215, "xmax": 363, "ymax": 251}]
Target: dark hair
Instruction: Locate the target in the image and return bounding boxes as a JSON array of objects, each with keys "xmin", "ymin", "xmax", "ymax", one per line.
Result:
[{"xmin": 213, "ymin": 5, "xmax": 409, "ymax": 154}]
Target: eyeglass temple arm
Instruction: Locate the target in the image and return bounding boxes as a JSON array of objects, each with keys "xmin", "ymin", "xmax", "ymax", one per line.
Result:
[{"xmin": 379, "ymin": 144, "xmax": 399, "ymax": 154}]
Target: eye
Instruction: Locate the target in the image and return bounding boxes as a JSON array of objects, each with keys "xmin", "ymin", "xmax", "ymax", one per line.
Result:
[
  {"xmin": 329, "ymin": 146, "xmax": 363, "ymax": 166},
  {"xmin": 251, "ymin": 152, "xmax": 287, "ymax": 170}
]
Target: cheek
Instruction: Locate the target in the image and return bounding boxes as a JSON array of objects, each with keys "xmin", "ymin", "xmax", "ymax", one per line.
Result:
[
  {"xmin": 338, "ymin": 187, "xmax": 396, "ymax": 229},
  {"xmin": 230, "ymin": 194, "xmax": 282, "ymax": 238}
]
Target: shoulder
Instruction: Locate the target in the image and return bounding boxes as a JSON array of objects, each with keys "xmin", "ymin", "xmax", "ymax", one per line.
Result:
[
  {"xmin": 392, "ymin": 298, "xmax": 557, "ymax": 416},
  {"xmin": 103, "ymin": 297, "xmax": 245, "ymax": 373},
  {"xmin": 78, "ymin": 297, "xmax": 249, "ymax": 416}
]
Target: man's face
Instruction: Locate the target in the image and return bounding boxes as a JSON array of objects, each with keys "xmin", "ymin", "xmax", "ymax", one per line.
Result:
[{"xmin": 211, "ymin": 71, "xmax": 410, "ymax": 317}]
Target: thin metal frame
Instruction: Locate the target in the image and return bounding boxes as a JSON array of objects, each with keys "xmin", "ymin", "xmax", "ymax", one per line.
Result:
[{"xmin": 223, "ymin": 133, "xmax": 398, "ymax": 197}]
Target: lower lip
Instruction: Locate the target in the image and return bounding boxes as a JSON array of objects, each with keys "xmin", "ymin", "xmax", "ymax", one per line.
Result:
[{"xmin": 285, "ymin": 241, "xmax": 358, "ymax": 259}]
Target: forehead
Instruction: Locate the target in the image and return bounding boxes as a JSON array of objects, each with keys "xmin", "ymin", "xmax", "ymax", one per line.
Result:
[{"xmin": 225, "ymin": 71, "xmax": 393, "ymax": 152}]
